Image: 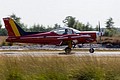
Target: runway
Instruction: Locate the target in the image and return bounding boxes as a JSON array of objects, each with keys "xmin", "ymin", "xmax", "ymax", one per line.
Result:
[{"xmin": 0, "ymin": 50, "xmax": 120, "ymax": 56}]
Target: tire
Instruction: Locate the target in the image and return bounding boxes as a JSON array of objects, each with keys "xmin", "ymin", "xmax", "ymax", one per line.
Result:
[
  {"xmin": 65, "ymin": 47, "xmax": 71, "ymax": 54},
  {"xmin": 89, "ymin": 48, "xmax": 94, "ymax": 53}
]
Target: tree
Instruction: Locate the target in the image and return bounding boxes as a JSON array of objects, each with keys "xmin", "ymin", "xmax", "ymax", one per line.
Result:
[
  {"xmin": 63, "ymin": 16, "xmax": 76, "ymax": 28},
  {"xmin": 10, "ymin": 14, "xmax": 21, "ymax": 23},
  {"xmin": 95, "ymin": 25, "xmax": 99, "ymax": 31},
  {"xmin": 29, "ymin": 24, "xmax": 46, "ymax": 32},
  {"xmin": 105, "ymin": 17, "xmax": 114, "ymax": 29},
  {"xmin": 0, "ymin": 21, "xmax": 7, "ymax": 36},
  {"xmin": 53, "ymin": 23, "xmax": 61, "ymax": 29},
  {"xmin": 63, "ymin": 16, "xmax": 94, "ymax": 31},
  {"xmin": 104, "ymin": 17, "xmax": 117, "ymax": 37},
  {"xmin": 29, "ymin": 24, "xmax": 53, "ymax": 32},
  {"xmin": 0, "ymin": 28, "xmax": 7, "ymax": 36},
  {"xmin": 10, "ymin": 14, "xmax": 28, "ymax": 31},
  {"xmin": 84, "ymin": 22, "xmax": 94, "ymax": 31},
  {"xmin": 74, "ymin": 21, "xmax": 85, "ymax": 31},
  {"xmin": 0, "ymin": 21, "xmax": 2, "ymax": 29}
]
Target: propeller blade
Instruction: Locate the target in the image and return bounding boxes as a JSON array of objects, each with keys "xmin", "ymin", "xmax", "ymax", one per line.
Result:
[{"xmin": 98, "ymin": 21, "xmax": 102, "ymax": 44}]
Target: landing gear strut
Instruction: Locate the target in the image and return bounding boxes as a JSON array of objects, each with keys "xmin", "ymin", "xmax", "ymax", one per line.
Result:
[{"xmin": 64, "ymin": 41, "xmax": 72, "ymax": 54}]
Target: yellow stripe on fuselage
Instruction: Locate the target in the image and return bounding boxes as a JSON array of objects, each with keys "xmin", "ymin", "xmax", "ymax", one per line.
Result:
[{"xmin": 9, "ymin": 18, "xmax": 21, "ymax": 36}]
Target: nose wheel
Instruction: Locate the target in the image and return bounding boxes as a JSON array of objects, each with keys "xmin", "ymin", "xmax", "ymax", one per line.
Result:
[
  {"xmin": 89, "ymin": 43, "xmax": 94, "ymax": 53},
  {"xmin": 89, "ymin": 48, "xmax": 94, "ymax": 53},
  {"xmin": 65, "ymin": 47, "xmax": 71, "ymax": 54}
]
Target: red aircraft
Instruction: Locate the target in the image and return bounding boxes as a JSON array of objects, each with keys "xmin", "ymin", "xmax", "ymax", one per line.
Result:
[{"xmin": 3, "ymin": 17, "xmax": 98, "ymax": 54}]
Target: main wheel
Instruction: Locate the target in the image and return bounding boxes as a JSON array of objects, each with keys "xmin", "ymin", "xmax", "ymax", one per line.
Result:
[
  {"xmin": 89, "ymin": 48, "xmax": 94, "ymax": 53},
  {"xmin": 65, "ymin": 47, "xmax": 71, "ymax": 54}
]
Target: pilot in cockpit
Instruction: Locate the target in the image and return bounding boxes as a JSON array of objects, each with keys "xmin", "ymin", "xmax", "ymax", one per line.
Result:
[{"xmin": 63, "ymin": 29, "xmax": 68, "ymax": 35}]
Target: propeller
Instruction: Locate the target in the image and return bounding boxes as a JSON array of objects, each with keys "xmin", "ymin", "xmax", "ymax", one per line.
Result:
[{"xmin": 98, "ymin": 21, "xmax": 102, "ymax": 44}]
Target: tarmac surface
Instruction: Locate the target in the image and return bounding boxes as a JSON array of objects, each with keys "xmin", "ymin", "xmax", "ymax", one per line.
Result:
[
  {"xmin": 0, "ymin": 45, "xmax": 120, "ymax": 56},
  {"xmin": 0, "ymin": 50, "xmax": 120, "ymax": 57}
]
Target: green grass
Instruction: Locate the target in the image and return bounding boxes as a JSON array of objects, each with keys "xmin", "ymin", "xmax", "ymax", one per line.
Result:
[{"xmin": 0, "ymin": 55, "xmax": 120, "ymax": 80}]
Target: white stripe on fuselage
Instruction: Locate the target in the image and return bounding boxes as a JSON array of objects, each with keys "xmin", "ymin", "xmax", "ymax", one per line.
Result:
[
  {"xmin": 71, "ymin": 35, "xmax": 91, "ymax": 38},
  {"xmin": 14, "ymin": 35, "xmax": 91, "ymax": 40}
]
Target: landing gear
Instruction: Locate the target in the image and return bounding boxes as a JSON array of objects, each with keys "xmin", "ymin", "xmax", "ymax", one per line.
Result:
[
  {"xmin": 64, "ymin": 41, "xmax": 95, "ymax": 54},
  {"xmin": 65, "ymin": 47, "xmax": 71, "ymax": 54},
  {"xmin": 89, "ymin": 43, "xmax": 94, "ymax": 53},
  {"xmin": 64, "ymin": 41, "xmax": 72, "ymax": 54},
  {"xmin": 89, "ymin": 48, "xmax": 94, "ymax": 53}
]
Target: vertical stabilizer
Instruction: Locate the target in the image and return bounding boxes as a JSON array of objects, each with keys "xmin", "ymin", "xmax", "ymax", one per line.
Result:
[{"xmin": 3, "ymin": 18, "xmax": 25, "ymax": 37}]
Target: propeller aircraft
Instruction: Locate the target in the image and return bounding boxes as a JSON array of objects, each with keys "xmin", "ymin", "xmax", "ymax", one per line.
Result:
[{"xmin": 3, "ymin": 17, "xmax": 100, "ymax": 54}]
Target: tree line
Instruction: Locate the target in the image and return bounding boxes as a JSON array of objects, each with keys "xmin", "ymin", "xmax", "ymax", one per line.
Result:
[{"xmin": 0, "ymin": 14, "xmax": 119, "ymax": 37}]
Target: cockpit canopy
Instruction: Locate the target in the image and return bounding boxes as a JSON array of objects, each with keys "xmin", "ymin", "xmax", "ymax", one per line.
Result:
[{"xmin": 51, "ymin": 27, "xmax": 80, "ymax": 35}]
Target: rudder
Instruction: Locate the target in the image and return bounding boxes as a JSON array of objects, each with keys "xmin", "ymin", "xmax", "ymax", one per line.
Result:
[{"xmin": 3, "ymin": 18, "xmax": 25, "ymax": 37}]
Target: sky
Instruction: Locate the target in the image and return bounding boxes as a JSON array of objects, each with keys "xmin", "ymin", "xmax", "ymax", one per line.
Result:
[{"xmin": 0, "ymin": 0, "xmax": 120, "ymax": 28}]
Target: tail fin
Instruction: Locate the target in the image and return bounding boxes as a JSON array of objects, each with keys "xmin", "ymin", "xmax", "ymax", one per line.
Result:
[{"xmin": 3, "ymin": 18, "xmax": 26, "ymax": 37}]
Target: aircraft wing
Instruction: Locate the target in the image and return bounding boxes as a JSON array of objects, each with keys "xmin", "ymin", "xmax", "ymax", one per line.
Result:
[{"xmin": 57, "ymin": 34, "xmax": 91, "ymax": 40}]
